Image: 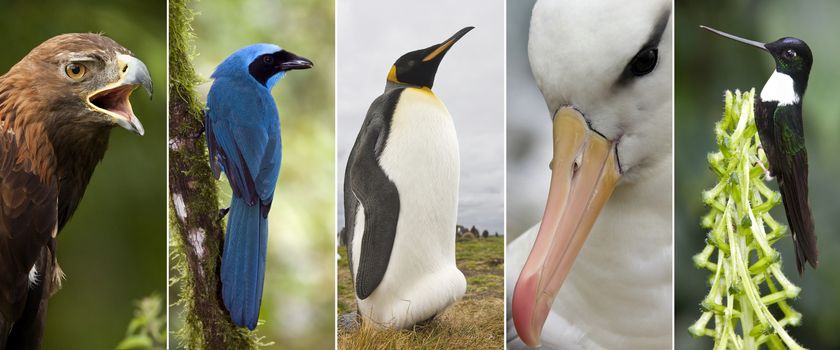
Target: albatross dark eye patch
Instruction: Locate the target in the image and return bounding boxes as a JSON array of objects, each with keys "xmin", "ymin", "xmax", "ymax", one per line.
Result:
[{"xmin": 613, "ymin": 8, "xmax": 670, "ymax": 87}]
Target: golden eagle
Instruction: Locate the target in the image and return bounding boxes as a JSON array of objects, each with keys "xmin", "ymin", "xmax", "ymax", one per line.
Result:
[{"xmin": 0, "ymin": 33, "xmax": 152, "ymax": 348}]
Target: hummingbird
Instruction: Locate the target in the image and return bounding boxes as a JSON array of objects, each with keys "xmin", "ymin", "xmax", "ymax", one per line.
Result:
[{"xmin": 701, "ymin": 25, "xmax": 817, "ymax": 274}]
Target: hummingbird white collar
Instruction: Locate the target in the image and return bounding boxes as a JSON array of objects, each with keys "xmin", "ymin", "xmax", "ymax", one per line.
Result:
[{"xmin": 761, "ymin": 70, "xmax": 800, "ymax": 106}]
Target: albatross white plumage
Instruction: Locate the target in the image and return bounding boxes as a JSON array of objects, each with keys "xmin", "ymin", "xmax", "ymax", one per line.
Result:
[{"xmin": 506, "ymin": 0, "xmax": 673, "ymax": 348}]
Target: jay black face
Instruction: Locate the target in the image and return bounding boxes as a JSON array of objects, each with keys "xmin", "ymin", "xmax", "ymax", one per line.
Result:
[
  {"xmin": 388, "ymin": 26, "xmax": 473, "ymax": 89},
  {"xmin": 248, "ymin": 50, "xmax": 313, "ymax": 86}
]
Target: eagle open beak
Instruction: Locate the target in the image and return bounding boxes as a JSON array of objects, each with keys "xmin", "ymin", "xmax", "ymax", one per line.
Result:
[
  {"xmin": 87, "ymin": 54, "xmax": 153, "ymax": 136},
  {"xmin": 511, "ymin": 107, "xmax": 621, "ymax": 347}
]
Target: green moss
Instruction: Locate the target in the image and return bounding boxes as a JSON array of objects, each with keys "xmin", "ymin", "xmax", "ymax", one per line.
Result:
[
  {"xmin": 168, "ymin": 0, "xmax": 204, "ymax": 126},
  {"xmin": 690, "ymin": 89, "xmax": 805, "ymax": 350}
]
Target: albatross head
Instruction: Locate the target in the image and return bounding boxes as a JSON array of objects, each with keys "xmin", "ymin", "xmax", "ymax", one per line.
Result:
[{"xmin": 511, "ymin": 0, "xmax": 673, "ymax": 346}]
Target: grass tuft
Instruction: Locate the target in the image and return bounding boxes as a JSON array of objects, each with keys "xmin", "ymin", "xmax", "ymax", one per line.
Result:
[{"xmin": 337, "ymin": 236, "xmax": 505, "ymax": 349}]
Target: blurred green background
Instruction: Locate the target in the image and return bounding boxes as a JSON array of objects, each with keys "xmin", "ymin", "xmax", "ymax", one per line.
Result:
[
  {"xmin": 676, "ymin": 1, "xmax": 840, "ymax": 348},
  {"xmin": 0, "ymin": 1, "xmax": 167, "ymax": 349},
  {"xmin": 168, "ymin": 0, "xmax": 335, "ymax": 349}
]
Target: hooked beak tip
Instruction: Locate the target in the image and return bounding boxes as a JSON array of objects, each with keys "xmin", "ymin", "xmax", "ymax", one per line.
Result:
[
  {"xmin": 118, "ymin": 115, "xmax": 145, "ymax": 136},
  {"xmin": 117, "ymin": 54, "xmax": 153, "ymax": 97},
  {"xmin": 512, "ymin": 274, "xmax": 547, "ymax": 347}
]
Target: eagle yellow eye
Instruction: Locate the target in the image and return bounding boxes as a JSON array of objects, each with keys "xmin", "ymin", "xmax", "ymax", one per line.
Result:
[{"xmin": 65, "ymin": 63, "xmax": 86, "ymax": 81}]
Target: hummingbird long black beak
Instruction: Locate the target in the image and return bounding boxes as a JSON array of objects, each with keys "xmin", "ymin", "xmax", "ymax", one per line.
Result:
[{"xmin": 700, "ymin": 25, "xmax": 768, "ymax": 51}]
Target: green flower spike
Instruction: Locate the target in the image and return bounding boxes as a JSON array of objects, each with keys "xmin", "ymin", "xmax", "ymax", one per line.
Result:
[{"xmin": 689, "ymin": 89, "xmax": 805, "ymax": 350}]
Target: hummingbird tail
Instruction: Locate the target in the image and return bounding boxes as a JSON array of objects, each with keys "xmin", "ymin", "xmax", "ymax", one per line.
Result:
[{"xmin": 777, "ymin": 169, "xmax": 818, "ymax": 274}]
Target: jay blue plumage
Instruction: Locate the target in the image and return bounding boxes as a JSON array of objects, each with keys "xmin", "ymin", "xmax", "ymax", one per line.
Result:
[{"xmin": 205, "ymin": 44, "xmax": 312, "ymax": 329}]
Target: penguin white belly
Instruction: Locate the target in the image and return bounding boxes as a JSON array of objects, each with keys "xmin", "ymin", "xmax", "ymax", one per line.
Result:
[{"xmin": 353, "ymin": 88, "xmax": 466, "ymax": 328}]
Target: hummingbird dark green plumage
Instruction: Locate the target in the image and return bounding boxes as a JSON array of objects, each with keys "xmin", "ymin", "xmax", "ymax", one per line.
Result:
[{"xmin": 702, "ymin": 25, "xmax": 817, "ymax": 274}]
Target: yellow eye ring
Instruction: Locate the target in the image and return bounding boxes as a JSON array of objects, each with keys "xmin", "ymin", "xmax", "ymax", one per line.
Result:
[{"xmin": 65, "ymin": 63, "xmax": 86, "ymax": 81}]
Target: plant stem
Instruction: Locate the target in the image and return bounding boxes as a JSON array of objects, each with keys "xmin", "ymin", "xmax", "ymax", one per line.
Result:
[{"xmin": 691, "ymin": 89, "xmax": 806, "ymax": 350}]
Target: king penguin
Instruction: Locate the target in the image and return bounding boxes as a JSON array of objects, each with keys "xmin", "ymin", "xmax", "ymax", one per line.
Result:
[{"xmin": 343, "ymin": 26, "xmax": 473, "ymax": 329}]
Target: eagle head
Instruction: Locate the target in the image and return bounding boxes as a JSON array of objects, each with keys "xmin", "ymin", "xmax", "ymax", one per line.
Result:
[{"xmin": 4, "ymin": 33, "xmax": 153, "ymax": 135}]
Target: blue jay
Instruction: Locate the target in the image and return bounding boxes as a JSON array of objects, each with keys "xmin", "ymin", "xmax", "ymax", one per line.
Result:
[{"xmin": 205, "ymin": 44, "xmax": 312, "ymax": 329}]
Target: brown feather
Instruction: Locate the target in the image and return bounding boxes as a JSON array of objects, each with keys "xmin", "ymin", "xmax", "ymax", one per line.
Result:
[{"xmin": 0, "ymin": 33, "xmax": 135, "ymax": 346}]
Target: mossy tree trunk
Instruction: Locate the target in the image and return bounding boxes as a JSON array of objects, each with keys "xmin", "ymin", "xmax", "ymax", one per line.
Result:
[{"xmin": 168, "ymin": 0, "xmax": 258, "ymax": 348}]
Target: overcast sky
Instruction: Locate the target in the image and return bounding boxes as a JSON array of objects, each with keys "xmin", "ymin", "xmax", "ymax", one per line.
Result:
[
  {"xmin": 336, "ymin": 0, "xmax": 505, "ymax": 234},
  {"xmin": 506, "ymin": 0, "xmax": 553, "ymax": 239}
]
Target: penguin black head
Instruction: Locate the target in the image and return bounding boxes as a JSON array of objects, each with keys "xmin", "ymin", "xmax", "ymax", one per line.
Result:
[
  {"xmin": 701, "ymin": 26, "xmax": 813, "ymax": 95},
  {"xmin": 387, "ymin": 26, "xmax": 474, "ymax": 89},
  {"xmin": 248, "ymin": 49, "xmax": 314, "ymax": 87}
]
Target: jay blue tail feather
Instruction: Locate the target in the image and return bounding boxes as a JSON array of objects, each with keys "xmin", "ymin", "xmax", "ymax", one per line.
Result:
[{"xmin": 221, "ymin": 197, "xmax": 268, "ymax": 329}]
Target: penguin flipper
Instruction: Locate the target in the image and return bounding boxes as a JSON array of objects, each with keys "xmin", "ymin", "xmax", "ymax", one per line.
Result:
[{"xmin": 348, "ymin": 92, "xmax": 402, "ymax": 300}]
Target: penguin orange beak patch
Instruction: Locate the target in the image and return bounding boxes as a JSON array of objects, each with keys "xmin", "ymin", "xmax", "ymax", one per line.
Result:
[
  {"xmin": 422, "ymin": 39, "xmax": 456, "ymax": 62},
  {"xmin": 511, "ymin": 107, "xmax": 621, "ymax": 347}
]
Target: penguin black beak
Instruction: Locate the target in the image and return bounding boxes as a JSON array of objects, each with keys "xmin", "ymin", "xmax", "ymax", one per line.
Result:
[
  {"xmin": 278, "ymin": 51, "xmax": 314, "ymax": 71},
  {"xmin": 422, "ymin": 26, "xmax": 475, "ymax": 62},
  {"xmin": 700, "ymin": 25, "xmax": 768, "ymax": 51}
]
